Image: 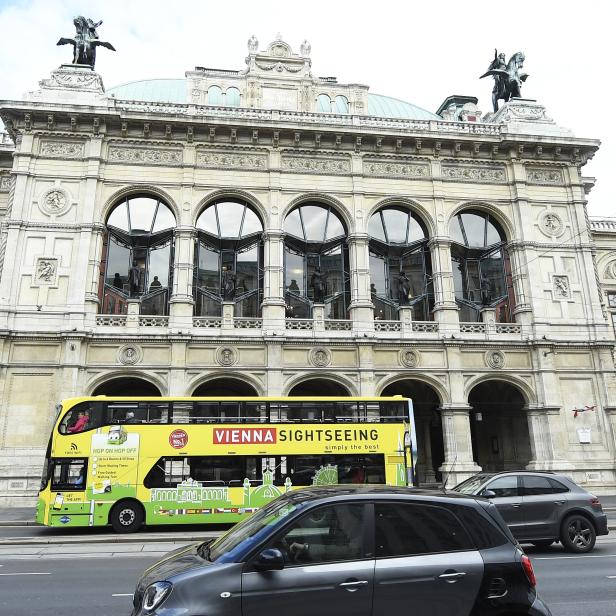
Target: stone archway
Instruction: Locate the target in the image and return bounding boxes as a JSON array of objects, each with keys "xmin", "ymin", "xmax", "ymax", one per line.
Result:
[
  {"xmin": 468, "ymin": 380, "xmax": 531, "ymax": 471},
  {"xmin": 92, "ymin": 377, "xmax": 161, "ymax": 396},
  {"xmin": 192, "ymin": 378, "xmax": 259, "ymax": 397},
  {"xmin": 288, "ymin": 378, "xmax": 350, "ymax": 397},
  {"xmin": 381, "ymin": 380, "xmax": 444, "ymax": 485}
]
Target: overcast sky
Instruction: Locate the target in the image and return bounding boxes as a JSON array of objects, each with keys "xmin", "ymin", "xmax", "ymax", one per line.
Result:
[{"xmin": 0, "ymin": 0, "xmax": 612, "ymax": 217}]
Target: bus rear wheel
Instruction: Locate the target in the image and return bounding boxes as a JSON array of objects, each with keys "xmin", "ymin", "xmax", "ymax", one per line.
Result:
[{"xmin": 110, "ymin": 500, "xmax": 144, "ymax": 533}]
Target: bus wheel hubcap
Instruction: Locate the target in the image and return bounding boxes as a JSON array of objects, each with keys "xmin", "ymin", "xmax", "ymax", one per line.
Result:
[{"xmin": 119, "ymin": 509, "xmax": 135, "ymax": 525}]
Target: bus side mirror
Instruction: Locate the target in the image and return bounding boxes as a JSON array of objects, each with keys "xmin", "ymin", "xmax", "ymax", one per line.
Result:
[
  {"xmin": 254, "ymin": 548, "xmax": 284, "ymax": 571},
  {"xmin": 481, "ymin": 489, "xmax": 496, "ymax": 498}
]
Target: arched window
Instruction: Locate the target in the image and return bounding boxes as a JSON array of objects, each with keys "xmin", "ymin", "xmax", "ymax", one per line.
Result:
[
  {"xmin": 283, "ymin": 203, "xmax": 350, "ymax": 319},
  {"xmin": 226, "ymin": 87, "xmax": 241, "ymax": 107},
  {"xmin": 100, "ymin": 195, "xmax": 175, "ymax": 315},
  {"xmin": 194, "ymin": 200, "xmax": 264, "ymax": 317},
  {"xmin": 368, "ymin": 206, "xmax": 434, "ymax": 321},
  {"xmin": 207, "ymin": 85, "xmax": 222, "ymax": 105},
  {"xmin": 317, "ymin": 94, "xmax": 331, "ymax": 113},
  {"xmin": 449, "ymin": 210, "xmax": 513, "ymax": 322},
  {"xmin": 334, "ymin": 95, "xmax": 349, "ymax": 114}
]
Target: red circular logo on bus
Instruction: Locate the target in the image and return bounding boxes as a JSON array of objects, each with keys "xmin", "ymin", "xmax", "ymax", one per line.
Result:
[{"xmin": 169, "ymin": 429, "xmax": 188, "ymax": 449}]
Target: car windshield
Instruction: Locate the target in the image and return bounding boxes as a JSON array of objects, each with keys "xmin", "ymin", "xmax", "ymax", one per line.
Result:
[
  {"xmin": 452, "ymin": 474, "xmax": 493, "ymax": 494},
  {"xmin": 207, "ymin": 497, "xmax": 302, "ymax": 563}
]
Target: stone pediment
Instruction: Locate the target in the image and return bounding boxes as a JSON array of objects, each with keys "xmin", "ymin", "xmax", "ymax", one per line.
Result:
[{"xmin": 246, "ymin": 35, "xmax": 312, "ymax": 80}]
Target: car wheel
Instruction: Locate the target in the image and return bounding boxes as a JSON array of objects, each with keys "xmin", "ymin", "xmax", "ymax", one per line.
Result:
[
  {"xmin": 560, "ymin": 515, "xmax": 596, "ymax": 553},
  {"xmin": 110, "ymin": 500, "xmax": 144, "ymax": 533},
  {"xmin": 531, "ymin": 540, "xmax": 554, "ymax": 549}
]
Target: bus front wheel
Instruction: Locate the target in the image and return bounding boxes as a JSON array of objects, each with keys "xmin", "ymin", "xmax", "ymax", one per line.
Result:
[{"xmin": 110, "ymin": 500, "xmax": 144, "ymax": 533}]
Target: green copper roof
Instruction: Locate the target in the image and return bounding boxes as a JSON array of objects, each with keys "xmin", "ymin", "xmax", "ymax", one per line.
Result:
[{"xmin": 107, "ymin": 79, "xmax": 440, "ymax": 120}]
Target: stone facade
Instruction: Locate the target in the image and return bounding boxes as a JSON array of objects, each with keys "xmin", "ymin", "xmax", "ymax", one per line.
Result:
[{"xmin": 0, "ymin": 38, "xmax": 615, "ymax": 505}]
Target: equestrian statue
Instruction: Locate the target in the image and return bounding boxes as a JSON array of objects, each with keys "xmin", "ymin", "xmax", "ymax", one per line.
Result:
[
  {"xmin": 480, "ymin": 50, "xmax": 528, "ymax": 112},
  {"xmin": 57, "ymin": 16, "xmax": 116, "ymax": 69}
]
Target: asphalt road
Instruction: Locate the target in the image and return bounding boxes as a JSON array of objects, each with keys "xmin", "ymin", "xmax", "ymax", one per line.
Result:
[{"xmin": 0, "ymin": 538, "xmax": 615, "ymax": 616}]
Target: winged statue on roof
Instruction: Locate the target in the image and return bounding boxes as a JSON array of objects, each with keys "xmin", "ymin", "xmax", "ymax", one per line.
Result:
[
  {"xmin": 57, "ymin": 16, "xmax": 116, "ymax": 69},
  {"xmin": 480, "ymin": 49, "xmax": 528, "ymax": 112}
]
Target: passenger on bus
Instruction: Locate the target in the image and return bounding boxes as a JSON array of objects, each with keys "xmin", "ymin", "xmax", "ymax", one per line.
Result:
[{"xmin": 67, "ymin": 411, "xmax": 89, "ymax": 433}]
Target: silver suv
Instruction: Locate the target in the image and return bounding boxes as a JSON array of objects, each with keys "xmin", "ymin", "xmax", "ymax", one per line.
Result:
[
  {"xmin": 453, "ymin": 471, "xmax": 608, "ymax": 552},
  {"xmin": 131, "ymin": 486, "xmax": 551, "ymax": 616}
]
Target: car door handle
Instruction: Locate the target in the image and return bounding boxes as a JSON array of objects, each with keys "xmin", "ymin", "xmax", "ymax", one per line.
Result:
[
  {"xmin": 438, "ymin": 572, "xmax": 466, "ymax": 583},
  {"xmin": 554, "ymin": 500, "xmax": 565, "ymax": 505},
  {"xmin": 511, "ymin": 503, "xmax": 522, "ymax": 508},
  {"xmin": 339, "ymin": 580, "xmax": 369, "ymax": 590}
]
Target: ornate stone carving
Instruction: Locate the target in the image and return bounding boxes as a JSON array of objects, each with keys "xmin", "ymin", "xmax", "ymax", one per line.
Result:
[
  {"xmin": 309, "ymin": 347, "xmax": 331, "ymax": 367},
  {"xmin": 40, "ymin": 66, "xmax": 105, "ymax": 92},
  {"xmin": 34, "ymin": 257, "xmax": 58, "ymax": 285},
  {"xmin": 216, "ymin": 346, "xmax": 238, "ymax": 367},
  {"xmin": 485, "ymin": 350, "xmax": 506, "ymax": 369},
  {"xmin": 282, "ymin": 155, "xmax": 351, "ymax": 175},
  {"xmin": 527, "ymin": 167, "xmax": 564, "ymax": 185},
  {"xmin": 604, "ymin": 261, "xmax": 616, "ymax": 280},
  {"xmin": 247, "ymin": 35, "xmax": 258, "ymax": 53},
  {"xmin": 0, "ymin": 174, "xmax": 11, "ymax": 192},
  {"xmin": 553, "ymin": 275, "xmax": 570, "ymax": 299},
  {"xmin": 117, "ymin": 344, "xmax": 142, "ymax": 365},
  {"xmin": 39, "ymin": 187, "xmax": 71, "ymax": 216},
  {"xmin": 399, "ymin": 349, "xmax": 419, "ymax": 368},
  {"xmin": 539, "ymin": 211, "xmax": 564, "ymax": 237},
  {"xmin": 40, "ymin": 141, "xmax": 84, "ymax": 158},
  {"xmin": 108, "ymin": 146, "xmax": 182, "ymax": 166},
  {"xmin": 196, "ymin": 150, "xmax": 268, "ymax": 170},
  {"xmin": 441, "ymin": 164, "xmax": 506, "ymax": 183},
  {"xmin": 364, "ymin": 159, "xmax": 429, "ymax": 179}
]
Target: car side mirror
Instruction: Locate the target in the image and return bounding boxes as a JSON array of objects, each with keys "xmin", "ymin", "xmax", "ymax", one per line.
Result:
[
  {"xmin": 254, "ymin": 548, "xmax": 284, "ymax": 571},
  {"xmin": 481, "ymin": 489, "xmax": 496, "ymax": 498}
]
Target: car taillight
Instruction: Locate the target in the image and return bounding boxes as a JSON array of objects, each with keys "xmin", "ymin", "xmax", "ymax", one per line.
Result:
[
  {"xmin": 521, "ymin": 554, "xmax": 536, "ymax": 587},
  {"xmin": 590, "ymin": 496, "xmax": 602, "ymax": 509}
]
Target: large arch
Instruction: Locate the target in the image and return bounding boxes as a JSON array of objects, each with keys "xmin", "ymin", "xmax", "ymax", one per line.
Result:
[
  {"xmin": 91, "ymin": 376, "xmax": 162, "ymax": 397},
  {"xmin": 193, "ymin": 188, "xmax": 268, "ymax": 230},
  {"xmin": 381, "ymin": 379, "xmax": 444, "ymax": 485},
  {"xmin": 287, "ymin": 377, "xmax": 351, "ymax": 397},
  {"xmin": 101, "ymin": 185, "xmax": 180, "ymax": 225},
  {"xmin": 366, "ymin": 196, "xmax": 436, "ymax": 238},
  {"xmin": 447, "ymin": 200, "xmax": 515, "ymax": 242},
  {"xmin": 281, "ymin": 193, "xmax": 353, "ymax": 235},
  {"xmin": 192, "ymin": 377, "xmax": 259, "ymax": 397},
  {"xmin": 468, "ymin": 379, "xmax": 531, "ymax": 472}
]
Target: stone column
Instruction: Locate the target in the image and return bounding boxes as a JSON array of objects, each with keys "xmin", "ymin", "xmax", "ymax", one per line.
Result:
[
  {"xmin": 262, "ymin": 230, "xmax": 286, "ymax": 330},
  {"xmin": 313, "ymin": 304, "xmax": 325, "ymax": 332},
  {"xmin": 428, "ymin": 237, "xmax": 459, "ymax": 332},
  {"xmin": 126, "ymin": 299, "xmax": 140, "ymax": 327},
  {"xmin": 480, "ymin": 307, "xmax": 496, "ymax": 334},
  {"xmin": 222, "ymin": 302, "xmax": 234, "ymax": 330},
  {"xmin": 507, "ymin": 241, "xmax": 533, "ymax": 327},
  {"xmin": 169, "ymin": 228, "xmax": 196, "ymax": 328},
  {"xmin": 526, "ymin": 406, "xmax": 573, "ymax": 471},
  {"xmin": 422, "ymin": 420, "xmax": 436, "ymax": 483},
  {"xmin": 398, "ymin": 305, "xmax": 413, "ymax": 336},
  {"xmin": 347, "ymin": 233, "xmax": 374, "ymax": 333},
  {"xmin": 438, "ymin": 404, "xmax": 481, "ymax": 485}
]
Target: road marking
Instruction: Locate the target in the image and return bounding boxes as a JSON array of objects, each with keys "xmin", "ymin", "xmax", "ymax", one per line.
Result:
[
  {"xmin": 534, "ymin": 554, "xmax": 616, "ymax": 560},
  {"xmin": 112, "ymin": 593, "xmax": 133, "ymax": 597},
  {"xmin": 0, "ymin": 572, "xmax": 51, "ymax": 576}
]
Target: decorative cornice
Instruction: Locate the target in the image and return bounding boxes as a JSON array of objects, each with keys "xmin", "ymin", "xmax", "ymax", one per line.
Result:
[
  {"xmin": 196, "ymin": 149, "xmax": 268, "ymax": 170},
  {"xmin": 281, "ymin": 154, "xmax": 351, "ymax": 175},
  {"xmin": 363, "ymin": 158, "xmax": 429, "ymax": 180},
  {"xmin": 39, "ymin": 140, "xmax": 85, "ymax": 159},
  {"xmin": 526, "ymin": 166, "xmax": 565, "ymax": 186},
  {"xmin": 107, "ymin": 145, "xmax": 182, "ymax": 166},
  {"xmin": 441, "ymin": 163, "xmax": 506, "ymax": 183}
]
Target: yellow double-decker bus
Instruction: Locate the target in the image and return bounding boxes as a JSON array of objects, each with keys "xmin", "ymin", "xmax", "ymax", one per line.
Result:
[{"xmin": 37, "ymin": 396, "xmax": 416, "ymax": 532}]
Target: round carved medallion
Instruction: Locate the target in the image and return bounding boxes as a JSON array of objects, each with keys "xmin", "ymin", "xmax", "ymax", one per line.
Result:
[
  {"xmin": 399, "ymin": 349, "xmax": 419, "ymax": 368},
  {"xmin": 216, "ymin": 346, "xmax": 238, "ymax": 367},
  {"xmin": 485, "ymin": 350, "xmax": 506, "ymax": 369},
  {"xmin": 118, "ymin": 344, "xmax": 142, "ymax": 365},
  {"xmin": 539, "ymin": 211, "xmax": 564, "ymax": 237},
  {"xmin": 39, "ymin": 187, "xmax": 71, "ymax": 216},
  {"xmin": 309, "ymin": 347, "xmax": 331, "ymax": 367}
]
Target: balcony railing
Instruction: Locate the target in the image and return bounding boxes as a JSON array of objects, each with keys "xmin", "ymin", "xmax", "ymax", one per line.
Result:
[
  {"xmin": 324, "ymin": 319, "xmax": 352, "ymax": 331},
  {"xmin": 234, "ymin": 318, "xmax": 263, "ymax": 329},
  {"xmin": 286, "ymin": 319, "xmax": 314, "ymax": 330},
  {"xmin": 95, "ymin": 315, "xmax": 127, "ymax": 326},
  {"xmin": 374, "ymin": 320, "xmax": 402, "ymax": 332},
  {"xmin": 193, "ymin": 317, "xmax": 223, "ymax": 328}
]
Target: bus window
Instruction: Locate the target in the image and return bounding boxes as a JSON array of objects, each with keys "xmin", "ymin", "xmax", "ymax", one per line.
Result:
[
  {"xmin": 192, "ymin": 402, "xmax": 219, "ymax": 423},
  {"xmin": 380, "ymin": 401, "xmax": 405, "ymax": 422},
  {"xmin": 144, "ymin": 457, "xmax": 190, "ymax": 488},
  {"xmin": 171, "ymin": 401, "xmax": 192, "ymax": 422},
  {"xmin": 365, "ymin": 402, "xmax": 380, "ymax": 422},
  {"xmin": 336, "ymin": 402, "xmax": 360, "ymax": 422},
  {"xmin": 51, "ymin": 458, "xmax": 88, "ymax": 491},
  {"xmin": 144, "ymin": 402, "xmax": 169, "ymax": 423},
  {"xmin": 219, "ymin": 403, "xmax": 240, "ymax": 422},
  {"xmin": 287, "ymin": 454, "xmax": 385, "ymax": 486},
  {"xmin": 243, "ymin": 402, "xmax": 267, "ymax": 423},
  {"xmin": 59, "ymin": 402, "xmax": 105, "ymax": 434},
  {"xmin": 190, "ymin": 456, "xmax": 245, "ymax": 484}
]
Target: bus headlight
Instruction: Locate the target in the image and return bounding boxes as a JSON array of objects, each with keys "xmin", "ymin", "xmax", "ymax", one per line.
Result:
[{"xmin": 142, "ymin": 581, "xmax": 172, "ymax": 612}]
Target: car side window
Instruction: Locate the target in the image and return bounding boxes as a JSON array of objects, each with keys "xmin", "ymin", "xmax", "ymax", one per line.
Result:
[
  {"xmin": 375, "ymin": 503, "xmax": 473, "ymax": 557},
  {"xmin": 548, "ymin": 478, "xmax": 569, "ymax": 493},
  {"xmin": 522, "ymin": 475, "xmax": 570, "ymax": 495},
  {"xmin": 272, "ymin": 503, "xmax": 365, "ymax": 566},
  {"xmin": 486, "ymin": 476, "xmax": 520, "ymax": 498}
]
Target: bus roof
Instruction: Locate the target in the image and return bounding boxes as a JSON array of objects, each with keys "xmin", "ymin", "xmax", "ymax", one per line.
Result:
[{"xmin": 60, "ymin": 395, "xmax": 410, "ymax": 404}]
